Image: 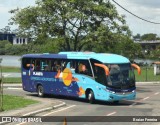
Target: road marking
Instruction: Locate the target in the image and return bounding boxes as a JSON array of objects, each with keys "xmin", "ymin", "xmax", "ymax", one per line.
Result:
[
  {"xmin": 43, "ymin": 105, "xmax": 76, "ymax": 116},
  {"xmin": 142, "ymin": 96, "xmax": 150, "ymax": 101},
  {"xmin": 129, "ymin": 102, "xmax": 137, "ymax": 107},
  {"xmin": 15, "ymin": 102, "xmax": 68, "ymax": 125},
  {"xmin": 3, "ymin": 73, "xmax": 10, "ymax": 77},
  {"xmin": 7, "ymin": 87, "xmax": 22, "ymax": 90},
  {"xmin": 106, "ymin": 111, "xmax": 117, "ymax": 116},
  {"xmin": 154, "ymin": 92, "xmax": 159, "ymax": 95},
  {"xmin": 129, "ymin": 93, "xmax": 158, "ymax": 107}
]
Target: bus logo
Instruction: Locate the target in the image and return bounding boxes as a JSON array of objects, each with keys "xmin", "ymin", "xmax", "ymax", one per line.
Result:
[{"xmin": 55, "ymin": 68, "xmax": 79, "ymax": 86}]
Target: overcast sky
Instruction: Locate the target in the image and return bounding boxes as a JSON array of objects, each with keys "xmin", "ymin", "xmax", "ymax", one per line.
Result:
[{"xmin": 0, "ymin": 0, "xmax": 160, "ymax": 36}]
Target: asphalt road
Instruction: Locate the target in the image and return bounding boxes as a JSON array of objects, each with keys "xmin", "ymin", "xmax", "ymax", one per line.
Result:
[
  {"xmin": 0, "ymin": 55, "xmax": 21, "ymax": 67},
  {"xmin": 3, "ymin": 83, "xmax": 160, "ymax": 125},
  {"xmin": 2, "ymin": 73, "xmax": 21, "ymax": 78}
]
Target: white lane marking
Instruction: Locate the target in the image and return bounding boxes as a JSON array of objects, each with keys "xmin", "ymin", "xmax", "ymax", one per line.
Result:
[
  {"xmin": 7, "ymin": 87, "xmax": 22, "ymax": 90},
  {"xmin": 43, "ymin": 105, "xmax": 76, "ymax": 116},
  {"xmin": 23, "ymin": 102, "xmax": 66, "ymax": 116},
  {"xmin": 129, "ymin": 102, "xmax": 137, "ymax": 107},
  {"xmin": 142, "ymin": 96, "xmax": 150, "ymax": 101},
  {"xmin": 106, "ymin": 111, "xmax": 117, "ymax": 116},
  {"xmin": 3, "ymin": 73, "xmax": 10, "ymax": 77},
  {"xmin": 154, "ymin": 92, "xmax": 160, "ymax": 95},
  {"xmin": 16, "ymin": 104, "xmax": 71, "ymax": 125}
]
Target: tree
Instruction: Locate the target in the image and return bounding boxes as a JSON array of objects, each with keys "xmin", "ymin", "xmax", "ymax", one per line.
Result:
[
  {"xmin": 0, "ymin": 40, "xmax": 11, "ymax": 55},
  {"xmin": 10, "ymin": 0, "xmax": 131, "ymax": 51},
  {"xmin": 113, "ymin": 37, "xmax": 143, "ymax": 60},
  {"xmin": 133, "ymin": 33, "xmax": 141, "ymax": 41},
  {"xmin": 141, "ymin": 33, "xmax": 157, "ymax": 41}
]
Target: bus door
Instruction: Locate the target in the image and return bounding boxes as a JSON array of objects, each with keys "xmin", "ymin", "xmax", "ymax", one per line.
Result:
[{"xmin": 22, "ymin": 58, "xmax": 34, "ymax": 91}]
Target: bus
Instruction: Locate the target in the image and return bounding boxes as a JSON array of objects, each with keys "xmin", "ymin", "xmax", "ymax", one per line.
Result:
[{"xmin": 21, "ymin": 52, "xmax": 141, "ymax": 104}]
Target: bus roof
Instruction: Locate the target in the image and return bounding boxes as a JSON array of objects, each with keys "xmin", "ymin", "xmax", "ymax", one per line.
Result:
[{"xmin": 22, "ymin": 52, "xmax": 130, "ymax": 64}]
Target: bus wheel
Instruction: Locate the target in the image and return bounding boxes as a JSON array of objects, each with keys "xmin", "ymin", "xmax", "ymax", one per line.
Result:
[
  {"xmin": 88, "ymin": 90, "xmax": 95, "ymax": 104},
  {"xmin": 37, "ymin": 85, "xmax": 44, "ymax": 97}
]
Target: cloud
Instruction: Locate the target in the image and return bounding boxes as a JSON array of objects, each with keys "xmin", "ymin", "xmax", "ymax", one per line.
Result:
[
  {"xmin": 0, "ymin": 0, "xmax": 35, "ymax": 29},
  {"xmin": 128, "ymin": 0, "xmax": 160, "ymax": 8},
  {"xmin": 112, "ymin": 0, "xmax": 160, "ymax": 35}
]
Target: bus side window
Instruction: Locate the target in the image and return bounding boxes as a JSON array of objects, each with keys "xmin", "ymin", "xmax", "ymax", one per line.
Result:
[
  {"xmin": 52, "ymin": 60, "xmax": 61, "ymax": 72},
  {"xmin": 95, "ymin": 66, "xmax": 106, "ymax": 85},
  {"xmin": 22, "ymin": 58, "xmax": 31, "ymax": 70},
  {"xmin": 78, "ymin": 61, "xmax": 92, "ymax": 77},
  {"xmin": 35, "ymin": 59, "xmax": 40, "ymax": 71}
]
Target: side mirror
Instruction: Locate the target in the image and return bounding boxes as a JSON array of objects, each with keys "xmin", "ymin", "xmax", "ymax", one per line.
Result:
[
  {"xmin": 94, "ymin": 63, "xmax": 110, "ymax": 76},
  {"xmin": 131, "ymin": 63, "xmax": 141, "ymax": 75}
]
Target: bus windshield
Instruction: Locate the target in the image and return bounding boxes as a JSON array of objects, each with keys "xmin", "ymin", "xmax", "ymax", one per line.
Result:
[{"xmin": 106, "ymin": 63, "xmax": 135, "ymax": 89}]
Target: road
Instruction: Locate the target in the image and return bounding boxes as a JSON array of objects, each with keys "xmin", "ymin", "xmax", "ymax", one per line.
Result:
[
  {"xmin": 3, "ymin": 83, "xmax": 160, "ymax": 125},
  {"xmin": 0, "ymin": 55, "xmax": 21, "ymax": 67},
  {"xmin": 2, "ymin": 73, "xmax": 21, "ymax": 78}
]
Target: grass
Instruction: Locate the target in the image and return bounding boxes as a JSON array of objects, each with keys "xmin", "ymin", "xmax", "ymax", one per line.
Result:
[
  {"xmin": 1, "ymin": 66, "xmax": 21, "ymax": 73},
  {"xmin": 135, "ymin": 66, "xmax": 160, "ymax": 82},
  {"xmin": 1, "ymin": 95, "xmax": 38, "ymax": 111},
  {"xmin": 3, "ymin": 77, "xmax": 22, "ymax": 83}
]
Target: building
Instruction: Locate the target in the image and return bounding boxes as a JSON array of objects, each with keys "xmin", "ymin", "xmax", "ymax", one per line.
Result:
[
  {"xmin": 13, "ymin": 37, "xmax": 28, "ymax": 44},
  {"xmin": 0, "ymin": 33, "xmax": 29, "ymax": 44},
  {"xmin": 135, "ymin": 40, "xmax": 160, "ymax": 50},
  {"xmin": 0, "ymin": 33, "xmax": 15, "ymax": 43}
]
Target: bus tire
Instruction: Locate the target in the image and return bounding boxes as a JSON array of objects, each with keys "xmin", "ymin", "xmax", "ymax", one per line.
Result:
[
  {"xmin": 37, "ymin": 85, "xmax": 44, "ymax": 97},
  {"xmin": 88, "ymin": 90, "xmax": 95, "ymax": 104}
]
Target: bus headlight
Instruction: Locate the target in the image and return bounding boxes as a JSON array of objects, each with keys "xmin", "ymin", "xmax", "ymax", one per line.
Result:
[{"xmin": 132, "ymin": 90, "xmax": 135, "ymax": 93}]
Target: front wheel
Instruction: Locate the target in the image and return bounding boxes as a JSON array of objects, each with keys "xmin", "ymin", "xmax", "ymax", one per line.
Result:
[
  {"xmin": 88, "ymin": 90, "xmax": 95, "ymax": 104},
  {"xmin": 37, "ymin": 85, "xmax": 44, "ymax": 97}
]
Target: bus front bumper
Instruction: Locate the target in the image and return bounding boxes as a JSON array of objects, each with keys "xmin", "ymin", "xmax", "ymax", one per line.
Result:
[{"xmin": 108, "ymin": 91, "xmax": 136, "ymax": 101}]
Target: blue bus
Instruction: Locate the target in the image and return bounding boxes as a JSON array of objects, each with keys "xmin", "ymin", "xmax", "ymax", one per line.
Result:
[{"xmin": 21, "ymin": 52, "xmax": 141, "ymax": 103}]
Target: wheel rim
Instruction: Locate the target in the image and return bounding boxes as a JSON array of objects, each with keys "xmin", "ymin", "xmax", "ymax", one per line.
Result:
[
  {"xmin": 38, "ymin": 86, "xmax": 43, "ymax": 96},
  {"xmin": 88, "ymin": 93, "xmax": 92, "ymax": 100}
]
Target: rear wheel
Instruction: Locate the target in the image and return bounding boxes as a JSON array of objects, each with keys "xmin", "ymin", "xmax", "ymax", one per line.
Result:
[
  {"xmin": 88, "ymin": 90, "xmax": 95, "ymax": 104},
  {"xmin": 37, "ymin": 85, "xmax": 44, "ymax": 97}
]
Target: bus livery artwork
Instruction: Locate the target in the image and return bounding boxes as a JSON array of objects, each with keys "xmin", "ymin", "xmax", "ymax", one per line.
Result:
[{"xmin": 21, "ymin": 52, "xmax": 141, "ymax": 104}]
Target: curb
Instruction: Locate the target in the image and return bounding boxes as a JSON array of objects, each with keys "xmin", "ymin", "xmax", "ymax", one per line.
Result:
[
  {"xmin": 136, "ymin": 82, "xmax": 160, "ymax": 84},
  {"xmin": 23, "ymin": 102, "xmax": 66, "ymax": 116},
  {"xmin": 0, "ymin": 102, "xmax": 66, "ymax": 125}
]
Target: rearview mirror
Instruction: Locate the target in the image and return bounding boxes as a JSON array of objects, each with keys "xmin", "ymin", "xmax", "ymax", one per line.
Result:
[
  {"xmin": 131, "ymin": 63, "xmax": 141, "ymax": 75},
  {"xmin": 94, "ymin": 63, "xmax": 110, "ymax": 76}
]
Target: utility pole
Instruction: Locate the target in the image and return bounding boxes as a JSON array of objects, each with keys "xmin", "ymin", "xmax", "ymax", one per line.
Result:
[{"xmin": 0, "ymin": 58, "xmax": 3, "ymax": 111}]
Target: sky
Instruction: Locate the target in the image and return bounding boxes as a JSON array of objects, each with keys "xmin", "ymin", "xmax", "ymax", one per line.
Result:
[{"xmin": 0, "ymin": 0, "xmax": 160, "ymax": 36}]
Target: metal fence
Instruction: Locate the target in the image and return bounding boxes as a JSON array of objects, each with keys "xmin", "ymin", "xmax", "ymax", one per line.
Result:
[{"xmin": 135, "ymin": 65, "xmax": 160, "ymax": 82}]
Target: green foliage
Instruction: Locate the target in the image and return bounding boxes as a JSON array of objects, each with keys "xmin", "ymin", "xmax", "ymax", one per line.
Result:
[
  {"xmin": 10, "ymin": 0, "xmax": 131, "ymax": 52},
  {"xmin": 141, "ymin": 33, "xmax": 157, "ymax": 41},
  {"xmin": 3, "ymin": 95, "xmax": 38, "ymax": 111},
  {"xmin": 149, "ymin": 45, "xmax": 160, "ymax": 59},
  {"xmin": 0, "ymin": 40, "xmax": 11, "ymax": 55},
  {"xmin": 2, "ymin": 66, "xmax": 20, "ymax": 73},
  {"xmin": 3, "ymin": 77, "xmax": 22, "ymax": 83},
  {"xmin": 113, "ymin": 36, "xmax": 143, "ymax": 60},
  {"xmin": 134, "ymin": 33, "xmax": 160, "ymax": 41}
]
